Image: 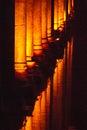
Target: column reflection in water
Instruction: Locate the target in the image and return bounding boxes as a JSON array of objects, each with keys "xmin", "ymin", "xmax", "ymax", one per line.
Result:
[
  {"xmin": 21, "ymin": 37, "xmax": 74, "ymax": 130},
  {"xmin": 63, "ymin": 37, "xmax": 74, "ymax": 129},
  {"xmin": 51, "ymin": 37, "xmax": 74, "ymax": 130},
  {"xmin": 21, "ymin": 79, "xmax": 50, "ymax": 130},
  {"xmin": 51, "ymin": 59, "xmax": 65, "ymax": 130}
]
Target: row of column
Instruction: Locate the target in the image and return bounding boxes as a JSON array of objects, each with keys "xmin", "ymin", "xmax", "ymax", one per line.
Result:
[{"xmin": 15, "ymin": 0, "xmax": 74, "ymax": 78}]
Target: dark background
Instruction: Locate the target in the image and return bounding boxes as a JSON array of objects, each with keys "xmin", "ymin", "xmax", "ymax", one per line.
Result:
[{"xmin": 71, "ymin": 0, "xmax": 87, "ymax": 129}]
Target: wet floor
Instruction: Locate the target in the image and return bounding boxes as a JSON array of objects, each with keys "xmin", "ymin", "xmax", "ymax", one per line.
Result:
[
  {"xmin": 18, "ymin": 37, "xmax": 74, "ymax": 130},
  {"xmin": 1, "ymin": 27, "xmax": 87, "ymax": 130},
  {"xmin": 1, "ymin": 25, "xmax": 87, "ymax": 130},
  {"xmin": 19, "ymin": 16, "xmax": 87, "ymax": 130},
  {"xmin": 0, "ymin": 37, "xmax": 74, "ymax": 130}
]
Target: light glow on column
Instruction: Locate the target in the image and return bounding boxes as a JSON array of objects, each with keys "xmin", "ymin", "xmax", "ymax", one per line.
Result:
[
  {"xmin": 15, "ymin": 0, "xmax": 26, "ymax": 77},
  {"xmin": 41, "ymin": 0, "xmax": 47, "ymax": 48},
  {"xmin": 72, "ymin": 0, "xmax": 74, "ymax": 8},
  {"xmin": 68, "ymin": 0, "xmax": 71, "ymax": 15},
  {"xmin": 26, "ymin": 0, "xmax": 36, "ymax": 68},
  {"xmin": 54, "ymin": 0, "xmax": 65, "ymax": 30},
  {"xmin": 58, "ymin": 0, "xmax": 64, "ymax": 28},
  {"xmin": 33, "ymin": 0, "xmax": 42, "ymax": 56},
  {"xmin": 47, "ymin": 0, "xmax": 52, "ymax": 41},
  {"xmin": 54, "ymin": 0, "xmax": 58, "ymax": 30}
]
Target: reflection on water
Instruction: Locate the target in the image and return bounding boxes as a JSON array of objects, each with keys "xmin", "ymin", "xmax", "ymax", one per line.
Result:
[
  {"xmin": 21, "ymin": 79, "xmax": 51, "ymax": 130},
  {"xmin": 51, "ymin": 59, "xmax": 64, "ymax": 130},
  {"xmin": 20, "ymin": 37, "xmax": 74, "ymax": 130},
  {"xmin": 62, "ymin": 37, "xmax": 73, "ymax": 129}
]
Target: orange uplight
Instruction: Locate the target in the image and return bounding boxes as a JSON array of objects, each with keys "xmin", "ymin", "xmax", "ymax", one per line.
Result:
[
  {"xmin": 15, "ymin": 0, "xmax": 26, "ymax": 77},
  {"xmin": 33, "ymin": 0, "xmax": 42, "ymax": 56},
  {"xmin": 26, "ymin": 57, "xmax": 36, "ymax": 68},
  {"xmin": 26, "ymin": 0, "xmax": 36, "ymax": 68}
]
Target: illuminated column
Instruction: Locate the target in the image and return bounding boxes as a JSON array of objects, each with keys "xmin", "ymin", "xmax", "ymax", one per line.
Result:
[
  {"xmin": 26, "ymin": 0, "xmax": 36, "ymax": 68},
  {"xmin": 68, "ymin": 0, "xmax": 71, "ymax": 15},
  {"xmin": 72, "ymin": 0, "xmax": 74, "ymax": 8},
  {"xmin": 57, "ymin": 0, "xmax": 65, "ymax": 29},
  {"xmin": 54, "ymin": 0, "xmax": 65, "ymax": 30},
  {"xmin": 64, "ymin": 0, "xmax": 68, "ymax": 21},
  {"xmin": 47, "ymin": 0, "xmax": 52, "ymax": 41},
  {"xmin": 15, "ymin": 0, "xmax": 26, "ymax": 77},
  {"xmin": 33, "ymin": 0, "xmax": 42, "ymax": 56},
  {"xmin": 71, "ymin": 0, "xmax": 74, "ymax": 16},
  {"xmin": 41, "ymin": 0, "xmax": 48, "ymax": 49},
  {"xmin": 54, "ymin": 0, "xmax": 58, "ymax": 30},
  {"xmin": 68, "ymin": 0, "xmax": 74, "ymax": 16}
]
